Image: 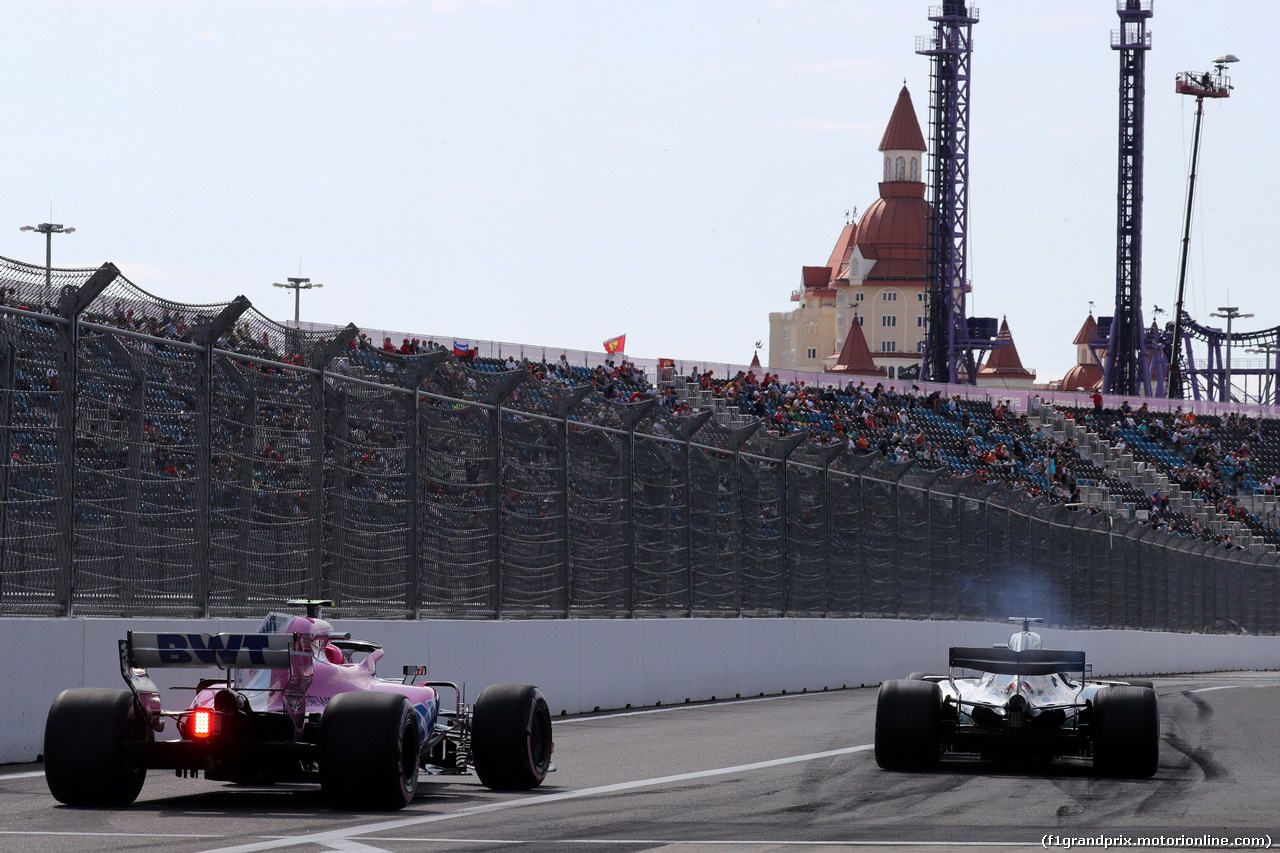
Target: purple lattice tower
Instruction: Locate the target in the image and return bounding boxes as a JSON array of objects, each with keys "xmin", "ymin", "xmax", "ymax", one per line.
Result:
[
  {"xmin": 1102, "ymin": 0, "xmax": 1153, "ymax": 396},
  {"xmin": 917, "ymin": 2, "xmax": 984, "ymax": 384}
]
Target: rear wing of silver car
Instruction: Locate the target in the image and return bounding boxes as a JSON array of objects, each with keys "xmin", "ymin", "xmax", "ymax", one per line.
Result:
[{"xmin": 949, "ymin": 646, "xmax": 1087, "ymax": 677}]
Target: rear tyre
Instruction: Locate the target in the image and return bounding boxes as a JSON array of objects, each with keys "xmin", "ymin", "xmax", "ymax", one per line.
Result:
[
  {"xmin": 874, "ymin": 679, "xmax": 942, "ymax": 771},
  {"xmin": 1092, "ymin": 686, "xmax": 1159, "ymax": 778},
  {"xmin": 44, "ymin": 688, "xmax": 147, "ymax": 806},
  {"xmin": 472, "ymin": 683, "xmax": 553, "ymax": 790},
  {"xmin": 320, "ymin": 693, "xmax": 420, "ymax": 810}
]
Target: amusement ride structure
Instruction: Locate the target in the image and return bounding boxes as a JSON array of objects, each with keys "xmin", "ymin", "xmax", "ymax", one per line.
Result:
[
  {"xmin": 916, "ymin": 1, "xmax": 999, "ymax": 385},
  {"xmin": 1102, "ymin": 0, "xmax": 1155, "ymax": 397},
  {"xmin": 912, "ymin": 1, "xmax": 1268, "ymax": 402}
]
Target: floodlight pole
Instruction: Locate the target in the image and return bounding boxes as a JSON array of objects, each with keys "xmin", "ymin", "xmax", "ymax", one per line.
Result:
[
  {"xmin": 272, "ymin": 276, "xmax": 324, "ymax": 324},
  {"xmin": 1210, "ymin": 306, "xmax": 1253, "ymax": 403},
  {"xmin": 19, "ymin": 222, "xmax": 76, "ymax": 306}
]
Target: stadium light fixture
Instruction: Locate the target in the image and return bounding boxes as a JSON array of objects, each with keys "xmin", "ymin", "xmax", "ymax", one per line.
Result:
[
  {"xmin": 1209, "ymin": 306, "xmax": 1254, "ymax": 403},
  {"xmin": 273, "ymin": 276, "xmax": 324, "ymax": 324},
  {"xmin": 20, "ymin": 222, "xmax": 76, "ymax": 307},
  {"xmin": 1245, "ymin": 342, "xmax": 1278, "ymax": 406}
]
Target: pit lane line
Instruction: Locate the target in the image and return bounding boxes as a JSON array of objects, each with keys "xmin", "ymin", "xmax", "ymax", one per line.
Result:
[
  {"xmin": 291, "ymin": 840, "xmax": 1030, "ymax": 848},
  {"xmin": 191, "ymin": 743, "xmax": 878, "ymax": 853}
]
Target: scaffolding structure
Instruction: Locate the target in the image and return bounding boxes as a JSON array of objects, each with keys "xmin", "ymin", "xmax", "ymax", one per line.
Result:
[{"xmin": 917, "ymin": 2, "xmax": 994, "ymax": 385}]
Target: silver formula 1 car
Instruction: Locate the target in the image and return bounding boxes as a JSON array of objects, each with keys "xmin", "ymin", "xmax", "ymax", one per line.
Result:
[{"xmin": 874, "ymin": 618, "xmax": 1158, "ymax": 778}]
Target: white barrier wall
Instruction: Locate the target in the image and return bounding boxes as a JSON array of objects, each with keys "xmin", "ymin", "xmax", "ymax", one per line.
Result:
[{"xmin": 6, "ymin": 616, "xmax": 1280, "ymax": 765}]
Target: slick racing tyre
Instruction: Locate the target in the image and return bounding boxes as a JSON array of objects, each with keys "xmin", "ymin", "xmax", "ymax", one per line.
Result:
[
  {"xmin": 472, "ymin": 683, "xmax": 553, "ymax": 790},
  {"xmin": 44, "ymin": 688, "xmax": 148, "ymax": 806},
  {"xmin": 1092, "ymin": 685, "xmax": 1159, "ymax": 778},
  {"xmin": 874, "ymin": 679, "xmax": 942, "ymax": 771},
  {"xmin": 320, "ymin": 692, "xmax": 420, "ymax": 810}
]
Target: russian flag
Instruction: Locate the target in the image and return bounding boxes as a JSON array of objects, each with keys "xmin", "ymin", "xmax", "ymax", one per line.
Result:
[{"xmin": 453, "ymin": 339, "xmax": 469, "ymax": 357}]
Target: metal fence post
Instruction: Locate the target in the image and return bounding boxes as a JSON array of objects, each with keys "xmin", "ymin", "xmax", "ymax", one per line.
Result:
[
  {"xmin": 615, "ymin": 399, "xmax": 656, "ymax": 618},
  {"xmin": 554, "ymin": 386, "xmax": 592, "ymax": 618},
  {"xmin": 677, "ymin": 412, "xmax": 712, "ymax": 617},
  {"xmin": 191, "ymin": 297, "xmax": 248, "ymax": 616},
  {"xmin": 400, "ymin": 354, "xmax": 444, "ymax": 618},
  {"xmin": 0, "ymin": 340, "xmax": 11, "ymax": 583},
  {"xmin": 772, "ymin": 432, "xmax": 806, "ymax": 616},
  {"xmin": 817, "ymin": 445, "xmax": 847, "ymax": 617},
  {"xmin": 486, "ymin": 370, "xmax": 525, "ymax": 618},
  {"xmin": 306, "ymin": 325, "xmax": 358, "ymax": 602},
  {"xmin": 56, "ymin": 263, "xmax": 117, "ymax": 615}
]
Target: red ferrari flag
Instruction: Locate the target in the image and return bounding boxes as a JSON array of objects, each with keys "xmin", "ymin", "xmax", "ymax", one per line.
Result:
[{"xmin": 603, "ymin": 334, "xmax": 626, "ymax": 355}]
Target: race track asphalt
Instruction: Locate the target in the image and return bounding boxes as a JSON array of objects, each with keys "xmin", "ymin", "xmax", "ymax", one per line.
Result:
[{"xmin": 3, "ymin": 671, "xmax": 1277, "ymax": 853}]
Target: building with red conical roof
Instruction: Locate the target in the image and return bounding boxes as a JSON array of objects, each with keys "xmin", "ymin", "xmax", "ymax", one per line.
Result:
[
  {"xmin": 977, "ymin": 317, "xmax": 1035, "ymax": 389},
  {"xmin": 1059, "ymin": 313, "xmax": 1105, "ymax": 391},
  {"xmin": 769, "ymin": 86, "xmax": 932, "ymax": 379}
]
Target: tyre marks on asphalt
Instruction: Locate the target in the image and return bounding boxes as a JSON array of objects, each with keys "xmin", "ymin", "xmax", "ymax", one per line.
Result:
[
  {"xmin": 1156, "ymin": 687, "xmax": 1231, "ymax": 784},
  {"xmin": 1045, "ymin": 684, "xmax": 1212, "ymax": 824}
]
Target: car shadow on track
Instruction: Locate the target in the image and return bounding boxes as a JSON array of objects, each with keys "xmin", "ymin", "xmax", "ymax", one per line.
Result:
[
  {"xmin": 897, "ymin": 758, "xmax": 1135, "ymax": 779},
  {"xmin": 52, "ymin": 779, "xmax": 568, "ymax": 816}
]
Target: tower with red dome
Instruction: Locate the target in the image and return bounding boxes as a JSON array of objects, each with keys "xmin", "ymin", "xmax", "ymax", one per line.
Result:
[{"xmin": 768, "ymin": 86, "xmax": 932, "ymax": 380}]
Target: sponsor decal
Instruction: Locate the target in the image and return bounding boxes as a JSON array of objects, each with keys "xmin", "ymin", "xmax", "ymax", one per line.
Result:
[{"xmin": 153, "ymin": 634, "xmax": 274, "ymax": 666}]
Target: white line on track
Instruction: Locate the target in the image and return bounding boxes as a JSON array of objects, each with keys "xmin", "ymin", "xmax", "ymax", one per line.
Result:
[
  {"xmin": 0, "ymin": 770, "xmax": 46, "ymax": 779},
  {"xmin": 0, "ymin": 831, "xmax": 222, "ymax": 839},
  {"xmin": 193, "ymin": 743, "xmax": 876, "ymax": 853},
  {"xmin": 338, "ymin": 839, "xmax": 1032, "ymax": 847},
  {"xmin": 554, "ymin": 690, "xmax": 826, "ymax": 723},
  {"xmin": 1188, "ymin": 685, "xmax": 1238, "ymax": 694}
]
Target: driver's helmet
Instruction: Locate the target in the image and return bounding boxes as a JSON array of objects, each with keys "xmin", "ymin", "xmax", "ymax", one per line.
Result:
[{"xmin": 323, "ymin": 643, "xmax": 345, "ymax": 665}]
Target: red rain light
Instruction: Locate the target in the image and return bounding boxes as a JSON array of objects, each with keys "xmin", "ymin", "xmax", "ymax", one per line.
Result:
[{"xmin": 190, "ymin": 708, "xmax": 213, "ymax": 738}]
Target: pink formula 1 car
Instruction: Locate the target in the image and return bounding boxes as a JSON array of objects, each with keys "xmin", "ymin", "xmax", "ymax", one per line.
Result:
[{"xmin": 43, "ymin": 601, "xmax": 553, "ymax": 810}]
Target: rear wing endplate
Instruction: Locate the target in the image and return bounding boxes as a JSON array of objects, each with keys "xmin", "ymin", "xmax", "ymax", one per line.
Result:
[{"xmin": 949, "ymin": 646, "xmax": 1086, "ymax": 677}]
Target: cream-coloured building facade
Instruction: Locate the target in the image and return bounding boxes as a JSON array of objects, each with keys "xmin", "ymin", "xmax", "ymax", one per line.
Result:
[{"xmin": 769, "ymin": 86, "xmax": 931, "ymax": 380}]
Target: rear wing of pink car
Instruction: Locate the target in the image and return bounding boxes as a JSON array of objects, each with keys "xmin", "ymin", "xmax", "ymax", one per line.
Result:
[
  {"xmin": 121, "ymin": 631, "xmax": 317, "ymax": 730},
  {"xmin": 127, "ymin": 632, "xmax": 296, "ymax": 669},
  {"xmin": 949, "ymin": 647, "xmax": 1087, "ymax": 677}
]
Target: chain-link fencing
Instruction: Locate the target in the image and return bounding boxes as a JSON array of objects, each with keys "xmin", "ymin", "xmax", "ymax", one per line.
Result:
[{"xmin": 0, "ymin": 257, "xmax": 1276, "ymax": 632}]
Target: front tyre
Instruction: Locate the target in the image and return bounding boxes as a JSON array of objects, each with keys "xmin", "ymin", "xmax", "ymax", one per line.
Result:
[
  {"xmin": 472, "ymin": 683, "xmax": 553, "ymax": 790},
  {"xmin": 320, "ymin": 693, "xmax": 420, "ymax": 810},
  {"xmin": 1092, "ymin": 685, "xmax": 1159, "ymax": 778},
  {"xmin": 874, "ymin": 679, "xmax": 942, "ymax": 771},
  {"xmin": 44, "ymin": 688, "xmax": 147, "ymax": 806}
]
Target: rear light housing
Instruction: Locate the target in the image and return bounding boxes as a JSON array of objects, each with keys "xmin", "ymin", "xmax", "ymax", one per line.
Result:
[{"xmin": 183, "ymin": 707, "xmax": 219, "ymax": 739}]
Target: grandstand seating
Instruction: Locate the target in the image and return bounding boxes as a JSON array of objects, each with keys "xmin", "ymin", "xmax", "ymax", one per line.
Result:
[{"xmin": 2, "ymin": 258, "xmax": 1277, "ymax": 629}]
